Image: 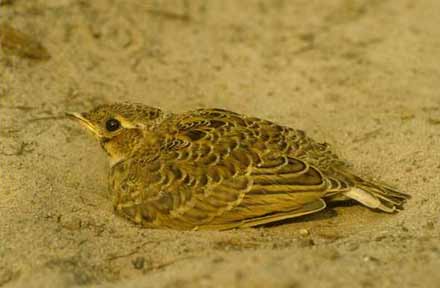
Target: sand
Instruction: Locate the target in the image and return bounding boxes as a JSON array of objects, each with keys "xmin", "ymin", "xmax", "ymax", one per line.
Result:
[{"xmin": 1, "ymin": 0, "xmax": 439, "ymax": 287}]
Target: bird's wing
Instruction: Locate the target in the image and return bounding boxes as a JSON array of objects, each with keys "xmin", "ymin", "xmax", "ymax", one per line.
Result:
[{"xmin": 116, "ymin": 109, "xmax": 335, "ymax": 229}]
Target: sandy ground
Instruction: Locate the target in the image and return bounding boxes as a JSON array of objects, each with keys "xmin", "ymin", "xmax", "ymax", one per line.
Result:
[{"xmin": 1, "ymin": 0, "xmax": 440, "ymax": 287}]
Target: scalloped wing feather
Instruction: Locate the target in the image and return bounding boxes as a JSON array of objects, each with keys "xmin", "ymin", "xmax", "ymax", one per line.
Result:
[{"xmin": 112, "ymin": 119, "xmax": 332, "ymax": 229}]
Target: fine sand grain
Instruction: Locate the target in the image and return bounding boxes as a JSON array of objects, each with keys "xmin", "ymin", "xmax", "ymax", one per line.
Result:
[{"xmin": 1, "ymin": 1, "xmax": 439, "ymax": 287}]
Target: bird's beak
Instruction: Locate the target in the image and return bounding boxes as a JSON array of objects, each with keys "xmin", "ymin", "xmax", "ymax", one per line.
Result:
[{"xmin": 65, "ymin": 111, "xmax": 100, "ymax": 135}]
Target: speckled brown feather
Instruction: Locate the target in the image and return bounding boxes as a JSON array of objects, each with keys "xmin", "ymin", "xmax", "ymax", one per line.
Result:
[{"xmin": 69, "ymin": 103, "xmax": 410, "ymax": 230}]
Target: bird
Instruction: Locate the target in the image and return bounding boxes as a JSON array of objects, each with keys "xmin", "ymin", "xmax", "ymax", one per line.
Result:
[{"xmin": 66, "ymin": 102, "xmax": 410, "ymax": 230}]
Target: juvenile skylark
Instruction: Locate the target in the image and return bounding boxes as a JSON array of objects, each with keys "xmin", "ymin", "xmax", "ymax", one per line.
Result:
[{"xmin": 67, "ymin": 103, "xmax": 409, "ymax": 230}]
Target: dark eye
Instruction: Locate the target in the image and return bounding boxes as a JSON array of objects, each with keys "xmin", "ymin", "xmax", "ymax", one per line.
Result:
[{"xmin": 105, "ymin": 118, "xmax": 121, "ymax": 132}]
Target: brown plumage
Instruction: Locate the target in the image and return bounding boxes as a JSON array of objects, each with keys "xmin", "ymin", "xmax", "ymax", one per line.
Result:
[{"xmin": 67, "ymin": 103, "xmax": 410, "ymax": 230}]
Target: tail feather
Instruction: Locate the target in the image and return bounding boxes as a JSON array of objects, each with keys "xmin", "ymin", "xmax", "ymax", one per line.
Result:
[{"xmin": 335, "ymin": 169, "xmax": 410, "ymax": 213}]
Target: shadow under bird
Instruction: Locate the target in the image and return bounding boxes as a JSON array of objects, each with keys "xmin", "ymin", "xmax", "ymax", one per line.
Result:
[{"xmin": 66, "ymin": 103, "xmax": 410, "ymax": 230}]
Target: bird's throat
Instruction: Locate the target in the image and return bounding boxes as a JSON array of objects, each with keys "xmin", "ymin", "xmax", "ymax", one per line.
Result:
[{"xmin": 100, "ymin": 129, "xmax": 160, "ymax": 167}]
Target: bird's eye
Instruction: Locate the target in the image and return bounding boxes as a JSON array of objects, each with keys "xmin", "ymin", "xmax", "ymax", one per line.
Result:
[{"xmin": 105, "ymin": 118, "xmax": 121, "ymax": 132}]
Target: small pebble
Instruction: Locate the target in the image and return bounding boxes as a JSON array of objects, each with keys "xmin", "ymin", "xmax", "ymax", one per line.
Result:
[
  {"xmin": 346, "ymin": 243, "xmax": 360, "ymax": 251},
  {"xmin": 363, "ymin": 256, "xmax": 380, "ymax": 263},
  {"xmin": 374, "ymin": 234, "xmax": 388, "ymax": 242},
  {"xmin": 132, "ymin": 256, "xmax": 145, "ymax": 270}
]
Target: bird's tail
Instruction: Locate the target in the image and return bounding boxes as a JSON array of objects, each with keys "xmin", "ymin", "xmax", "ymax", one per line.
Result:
[{"xmin": 335, "ymin": 169, "xmax": 410, "ymax": 213}]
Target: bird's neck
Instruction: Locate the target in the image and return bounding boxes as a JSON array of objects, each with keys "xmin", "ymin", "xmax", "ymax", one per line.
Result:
[{"xmin": 101, "ymin": 129, "xmax": 160, "ymax": 167}]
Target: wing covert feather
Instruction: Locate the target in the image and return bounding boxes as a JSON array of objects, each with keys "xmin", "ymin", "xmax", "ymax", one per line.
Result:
[{"xmin": 112, "ymin": 109, "xmax": 334, "ymax": 229}]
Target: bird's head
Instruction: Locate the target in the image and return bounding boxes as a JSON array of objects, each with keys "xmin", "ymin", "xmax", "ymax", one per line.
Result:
[{"xmin": 67, "ymin": 103, "xmax": 164, "ymax": 165}]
